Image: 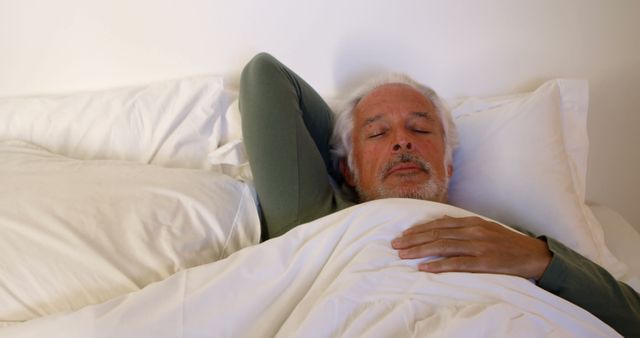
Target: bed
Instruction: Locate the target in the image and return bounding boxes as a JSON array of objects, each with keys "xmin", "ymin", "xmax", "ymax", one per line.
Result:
[
  {"xmin": 0, "ymin": 75, "xmax": 638, "ymax": 337},
  {"xmin": 1, "ymin": 1, "xmax": 639, "ymax": 337}
]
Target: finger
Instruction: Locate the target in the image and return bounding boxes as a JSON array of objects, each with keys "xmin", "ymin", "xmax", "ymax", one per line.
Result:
[
  {"xmin": 418, "ymin": 256, "xmax": 481, "ymax": 273},
  {"xmin": 397, "ymin": 239, "xmax": 477, "ymax": 259},
  {"xmin": 392, "ymin": 227, "xmax": 477, "ymax": 249},
  {"xmin": 402, "ymin": 215, "xmax": 478, "ymax": 235},
  {"xmin": 401, "ymin": 216, "xmax": 455, "ymax": 235}
]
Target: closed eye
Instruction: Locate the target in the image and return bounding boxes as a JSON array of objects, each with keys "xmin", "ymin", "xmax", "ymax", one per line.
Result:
[
  {"xmin": 368, "ymin": 131, "xmax": 386, "ymax": 138},
  {"xmin": 412, "ymin": 129, "xmax": 432, "ymax": 134}
]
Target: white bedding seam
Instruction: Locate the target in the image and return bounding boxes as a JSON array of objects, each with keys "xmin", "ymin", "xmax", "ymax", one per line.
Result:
[
  {"xmin": 218, "ymin": 183, "xmax": 251, "ymax": 260},
  {"xmin": 179, "ymin": 270, "xmax": 186, "ymax": 338}
]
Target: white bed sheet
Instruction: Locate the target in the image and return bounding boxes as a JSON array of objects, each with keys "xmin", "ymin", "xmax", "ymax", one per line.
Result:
[
  {"xmin": 592, "ymin": 204, "xmax": 640, "ymax": 291},
  {"xmin": 0, "ymin": 200, "xmax": 620, "ymax": 338}
]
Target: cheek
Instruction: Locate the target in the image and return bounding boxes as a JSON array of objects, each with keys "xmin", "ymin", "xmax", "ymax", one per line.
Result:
[
  {"xmin": 420, "ymin": 137, "xmax": 445, "ymax": 153},
  {"xmin": 361, "ymin": 147, "xmax": 378, "ymax": 160},
  {"xmin": 419, "ymin": 140, "xmax": 447, "ymax": 166},
  {"xmin": 355, "ymin": 143, "xmax": 385, "ymax": 174}
]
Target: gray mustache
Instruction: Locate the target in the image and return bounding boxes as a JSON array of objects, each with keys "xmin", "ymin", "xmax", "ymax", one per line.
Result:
[{"xmin": 381, "ymin": 153, "xmax": 432, "ymax": 178}]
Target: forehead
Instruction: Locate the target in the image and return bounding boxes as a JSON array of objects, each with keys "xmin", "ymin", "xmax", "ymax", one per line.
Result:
[{"xmin": 354, "ymin": 83, "xmax": 436, "ymax": 122}]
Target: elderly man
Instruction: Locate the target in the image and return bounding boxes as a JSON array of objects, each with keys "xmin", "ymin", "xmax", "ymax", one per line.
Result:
[{"xmin": 239, "ymin": 53, "xmax": 639, "ymax": 336}]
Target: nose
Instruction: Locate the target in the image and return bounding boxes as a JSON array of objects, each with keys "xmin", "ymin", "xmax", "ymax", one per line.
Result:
[{"xmin": 392, "ymin": 139, "xmax": 412, "ymax": 152}]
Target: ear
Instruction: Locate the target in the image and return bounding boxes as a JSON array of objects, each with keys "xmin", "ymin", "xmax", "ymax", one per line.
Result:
[
  {"xmin": 340, "ymin": 159, "xmax": 356, "ymax": 187},
  {"xmin": 447, "ymin": 164, "xmax": 454, "ymax": 178}
]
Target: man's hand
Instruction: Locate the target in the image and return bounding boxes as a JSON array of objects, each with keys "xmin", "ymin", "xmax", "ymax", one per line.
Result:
[{"xmin": 391, "ymin": 216, "xmax": 552, "ymax": 280}]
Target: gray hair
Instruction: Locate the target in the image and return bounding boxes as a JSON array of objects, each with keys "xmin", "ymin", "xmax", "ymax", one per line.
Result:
[{"xmin": 330, "ymin": 73, "xmax": 459, "ymax": 174}]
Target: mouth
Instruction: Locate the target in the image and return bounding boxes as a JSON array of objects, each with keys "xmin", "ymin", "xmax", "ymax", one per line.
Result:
[
  {"xmin": 386, "ymin": 163, "xmax": 424, "ymax": 176},
  {"xmin": 383, "ymin": 160, "xmax": 431, "ymax": 180},
  {"xmin": 380, "ymin": 153, "xmax": 432, "ymax": 180}
]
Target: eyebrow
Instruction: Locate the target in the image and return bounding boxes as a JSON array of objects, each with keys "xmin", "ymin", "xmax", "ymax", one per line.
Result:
[
  {"xmin": 411, "ymin": 111, "xmax": 435, "ymax": 121},
  {"xmin": 363, "ymin": 111, "xmax": 435, "ymax": 126},
  {"xmin": 363, "ymin": 114, "xmax": 383, "ymax": 126}
]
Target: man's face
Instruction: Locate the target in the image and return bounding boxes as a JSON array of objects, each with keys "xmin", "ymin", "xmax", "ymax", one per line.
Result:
[{"xmin": 344, "ymin": 84, "xmax": 452, "ymax": 202}]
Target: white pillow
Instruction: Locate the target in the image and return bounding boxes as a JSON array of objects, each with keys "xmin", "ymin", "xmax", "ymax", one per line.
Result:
[
  {"xmin": 0, "ymin": 140, "xmax": 260, "ymax": 323},
  {"xmin": 0, "ymin": 76, "xmax": 229, "ymax": 169},
  {"xmin": 208, "ymin": 93, "xmax": 254, "ymax": 183},
  {"xmin": 448, "ymin": 79, "xmax": 626, "ymax": 278}
]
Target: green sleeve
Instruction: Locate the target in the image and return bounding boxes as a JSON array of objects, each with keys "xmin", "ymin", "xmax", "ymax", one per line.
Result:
[
  {"xmin": 537, "ymin": 236, "xmax": 640, "ymax": 337},
  {"xmin": 239, "ymin": 53, "xmax": 353, "ymax": 240}
]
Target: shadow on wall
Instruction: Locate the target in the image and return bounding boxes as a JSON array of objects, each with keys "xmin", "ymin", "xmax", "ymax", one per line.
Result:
[
  {"xmin": 331, "ymin": 35, "xmax": 428, "ymax": 98},
  {"xmin": 330, "ymin": 34, "xmax": 552, "ymax": 100}
]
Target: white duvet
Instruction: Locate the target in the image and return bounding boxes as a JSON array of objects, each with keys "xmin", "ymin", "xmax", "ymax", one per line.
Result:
[
  {"xmin": 0, "ymin": 140, "xmax": 260, "ymax": 323},
  {"xmin": 0, "ymin": 199, "xmax": 619, "ymax": 337}
]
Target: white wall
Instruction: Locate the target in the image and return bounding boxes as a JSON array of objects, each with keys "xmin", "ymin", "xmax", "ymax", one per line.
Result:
[{"xmin": 1, "ymin": 0, "xmax": 638, "ymax": 230}]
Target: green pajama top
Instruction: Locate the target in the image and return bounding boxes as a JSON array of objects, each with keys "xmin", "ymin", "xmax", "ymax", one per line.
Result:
[{"xmin": 239, "ymin": 52, "xmax": 640, "ymax": 337}]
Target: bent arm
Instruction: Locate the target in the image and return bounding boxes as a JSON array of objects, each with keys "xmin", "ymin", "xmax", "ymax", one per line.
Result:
[
  {"xmin": 538, "ymin": 236, "xmax": 640, "ymax": 337},
  {"xmin": 239, "ymin": 53, "xmax": 351, "ymax": 240}
]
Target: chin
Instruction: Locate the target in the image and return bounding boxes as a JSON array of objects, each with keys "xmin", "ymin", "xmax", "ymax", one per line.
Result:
[
  {"xmin": 357, "ymin": 180, "xmax": 448, "ymax": 203},
  {"xmin": 392, "ymin": 188, "xmax": 444, "ymax": 202}
]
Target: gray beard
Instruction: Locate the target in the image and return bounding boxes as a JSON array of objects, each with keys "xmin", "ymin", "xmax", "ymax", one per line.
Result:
[
  {"xmin": 356, "ymin": 174, "xmax": 448, "ymax": 202},
  {"xmin": 354, "ymin": 153, "xmax": 449, "ymax": 202}
]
